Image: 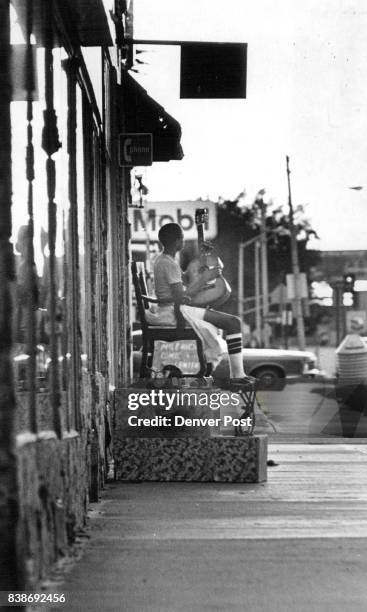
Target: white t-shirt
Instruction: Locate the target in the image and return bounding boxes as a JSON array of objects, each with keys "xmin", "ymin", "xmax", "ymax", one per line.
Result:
[{"xmin": 153, "ymin": 253, "xmax": 182, "ymax": 302}]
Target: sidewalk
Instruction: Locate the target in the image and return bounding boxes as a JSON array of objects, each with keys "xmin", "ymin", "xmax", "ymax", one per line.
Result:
[{"xmin": 47, "ymin": 444, "xmax": 367, "ymax": 612}]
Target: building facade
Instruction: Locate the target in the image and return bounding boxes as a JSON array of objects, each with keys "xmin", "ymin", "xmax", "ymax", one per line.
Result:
[{"xmin": 0, "ymin": 0, "xmax": 182, "ymax": 591}]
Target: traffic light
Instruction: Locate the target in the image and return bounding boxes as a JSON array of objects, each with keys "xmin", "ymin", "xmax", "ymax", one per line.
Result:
[
  {"xmin": 342, "ymin": 273, "xmax": 355, "ymax": 306},
  {"xmin": 343, "ymin": 273, "xmax": 355, "ymax": 293}
]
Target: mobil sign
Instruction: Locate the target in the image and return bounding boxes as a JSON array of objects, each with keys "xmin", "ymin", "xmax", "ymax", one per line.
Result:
[{"xmin": 129, "ymin": 200, "xmax": 218, "ymax": 242}]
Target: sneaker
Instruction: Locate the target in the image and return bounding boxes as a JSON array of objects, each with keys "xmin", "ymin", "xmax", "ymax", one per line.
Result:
[{"xmin": 230, "ymin": 376, "xmax": 257, "ymax": 387}]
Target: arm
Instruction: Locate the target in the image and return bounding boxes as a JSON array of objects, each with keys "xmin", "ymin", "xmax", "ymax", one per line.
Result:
[
  {"xmin": 169, "ymin": 283, "xmax": 191, "ymax": 304},
  {"xmin": 170, "ymin": 267, "xmax": 221, "ymax": 304}
]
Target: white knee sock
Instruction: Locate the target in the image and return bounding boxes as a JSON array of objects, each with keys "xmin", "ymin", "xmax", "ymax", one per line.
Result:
[{"xmin": 226, "ymin": 333, "xmax": 245, "ymax": 378}]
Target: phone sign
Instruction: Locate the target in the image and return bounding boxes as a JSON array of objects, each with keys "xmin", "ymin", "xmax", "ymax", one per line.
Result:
[{"xmin": 119, "ymin": 133, "xmax": 153, "ymax": 167}]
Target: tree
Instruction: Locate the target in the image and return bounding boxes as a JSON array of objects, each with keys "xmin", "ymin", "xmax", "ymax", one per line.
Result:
[{"xmin": 212, "ymin": 193, "xmax": 321, "ymax": 316}]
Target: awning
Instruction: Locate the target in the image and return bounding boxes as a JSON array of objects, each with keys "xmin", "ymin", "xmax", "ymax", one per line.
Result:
[{"xmin": 118, "ymin": 71, "xmax": 184, "ymax": 163}]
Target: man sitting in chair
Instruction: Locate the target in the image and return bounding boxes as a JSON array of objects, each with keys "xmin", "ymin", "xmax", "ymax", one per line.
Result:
[{"xmin": 147, "ymin": 222, "xmax": 249, "ymax": 384}]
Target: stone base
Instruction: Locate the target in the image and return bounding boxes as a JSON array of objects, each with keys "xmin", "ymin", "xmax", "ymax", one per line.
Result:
[
  {"xmin": 16, "ymin": 433, "xmax": 88, "ymax": 589},
  {"xmin": 114, "ymin": 435, "xmax": 267, "ymax": 483}
]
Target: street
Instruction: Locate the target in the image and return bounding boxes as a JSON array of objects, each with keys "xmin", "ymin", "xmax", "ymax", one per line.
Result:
[{"xmin": 256, "ymin": 380, "xmax": 367, "ymax": 439}]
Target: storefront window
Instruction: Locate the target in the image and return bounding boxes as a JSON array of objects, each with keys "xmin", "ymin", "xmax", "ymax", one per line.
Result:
[
  {"xmin": 11, "ymin": 8, "xmax": 84, "ymax": 434},
  {"xmin": 11, "ymin": 43, "xmax": 54, "ymax": 432}
]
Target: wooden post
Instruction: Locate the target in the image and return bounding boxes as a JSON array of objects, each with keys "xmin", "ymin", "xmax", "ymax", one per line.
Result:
[
  {"xmin": 63, "ymin": 57, "xmax": 80, "ymax": 432},
  {"xmin": 0, "ymin": 0, "xmax": 25, "ymax": 593},
  {"xmin": 43, "ymin": 0, "xmax": 62, "ymax": 435}
]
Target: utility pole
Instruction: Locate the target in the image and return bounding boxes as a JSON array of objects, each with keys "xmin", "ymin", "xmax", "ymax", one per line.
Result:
[
  {"xmin": 286, "ymin": 156, "xmax": 306, "ymax": 351},
  {"xmin": 237, "ymin": 242, "xmax": 244, "ymax": 318}
]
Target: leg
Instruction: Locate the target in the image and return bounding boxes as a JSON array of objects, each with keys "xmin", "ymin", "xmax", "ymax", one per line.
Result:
[
  {"xmin": 204, "ymin": 309, "xmax": 245, "ymax": 379},
  {"xmin": 203, "ymin": 309, "xmax": 242, "ymax": 335},
  {"xmin": 140, "ymin": 340, "xmax": 149, "ymax": 378},
  {"xmin": 146, "ymin": 338, "xmax": 155, "ymax": 376},
  {"xmin": 195, "ymin": 338, "xmax": 206, "ymax": 377}
]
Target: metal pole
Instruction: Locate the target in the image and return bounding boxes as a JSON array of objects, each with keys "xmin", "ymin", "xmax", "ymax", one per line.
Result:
[
  {"xmin": 335, "ymin": 285, "xmax": 341, "ymax": 346},
  {"xmin": 259, "ymin": 198, "xmax": 270, "ymax": 346},
  {"xmin": 125, "ymin": 38, "xmax": 241, "ymax": 46},
  {"xmin": 280, "ymin": 282, "xmax": 285, "ymax": 348},
  {"xmin": 238, "ymin": 243, "xmax": 244, "ymax": 318},
  {"xmin": 238, "ymin": 235, "xmax": 264, "ymax": 335},
  {"xmin": 286, "ymin": 156, "xmax": 306, "ymax": 351},
  {"xmin": 342, "ymin": 290, "xmax": 348, "ymax": 339},
  {"xmin": 254, "ymin": 240, "xmax": 261, "ymax": 344}
]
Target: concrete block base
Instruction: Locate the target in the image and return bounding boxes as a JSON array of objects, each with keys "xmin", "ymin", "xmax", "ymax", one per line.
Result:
[{"xmin": 114, "ymin": 435, "xmax": 267, "ymax": 483}]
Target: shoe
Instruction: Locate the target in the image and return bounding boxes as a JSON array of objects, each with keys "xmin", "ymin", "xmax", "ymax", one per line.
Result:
[{"xmin": 230, "ymin": 376, "xmax": 257, "ymax": 386}]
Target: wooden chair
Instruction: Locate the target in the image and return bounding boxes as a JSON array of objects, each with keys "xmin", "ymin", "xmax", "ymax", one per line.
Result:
[{"xmin": 131, "ymin": 261, "xmax": 207, "ymax": 378}]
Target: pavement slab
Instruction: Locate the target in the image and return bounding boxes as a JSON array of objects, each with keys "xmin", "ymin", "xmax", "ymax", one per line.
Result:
[{"xmin": 45, "ymin": 444, "xmax": 367, "ymax": 612}]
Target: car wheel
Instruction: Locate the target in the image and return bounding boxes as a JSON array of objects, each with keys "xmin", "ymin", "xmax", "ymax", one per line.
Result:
[{"xmin": 252, "ymin": 367, "xmax": 284, "ymax": 390}]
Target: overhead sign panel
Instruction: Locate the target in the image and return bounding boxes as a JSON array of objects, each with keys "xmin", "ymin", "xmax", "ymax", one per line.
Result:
[
  {"xmin": 286, "ymin": 273, "xmax": 308, "ymax": 300},
  {"xmin": 180, "ymin": 42, "xmax": 247, "ymax": 99}
]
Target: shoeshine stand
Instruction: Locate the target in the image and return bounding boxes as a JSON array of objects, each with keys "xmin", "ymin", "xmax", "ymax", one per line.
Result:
[{"xmin": 113, "ymin": 378, "xmax": 268, "ymax": 483}]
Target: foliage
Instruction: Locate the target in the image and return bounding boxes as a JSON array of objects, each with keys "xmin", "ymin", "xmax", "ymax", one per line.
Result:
[{"xmin": 212, "ymin": 192, "xmax": 321, "ymax": 314}]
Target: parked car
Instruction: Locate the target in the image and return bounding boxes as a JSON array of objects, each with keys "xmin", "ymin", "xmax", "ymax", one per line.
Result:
[
  {"xmin": 132, "ymin": 329, "xmax": 320, "ymax": 389},
  {"xmin": 214, "ymin": 347, "xmax": 319, "ymax": 389}
]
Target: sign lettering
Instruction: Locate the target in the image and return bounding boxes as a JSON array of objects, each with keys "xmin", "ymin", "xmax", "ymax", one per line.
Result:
[{"xmin": 129, "ymin": 201, "xmax": 217, "ymax": 242}]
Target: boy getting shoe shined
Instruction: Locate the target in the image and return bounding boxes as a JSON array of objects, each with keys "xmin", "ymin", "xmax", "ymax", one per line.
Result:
[{"xmin": 147, "ymin": 222, "xmax": 251, "ymax": 385}]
